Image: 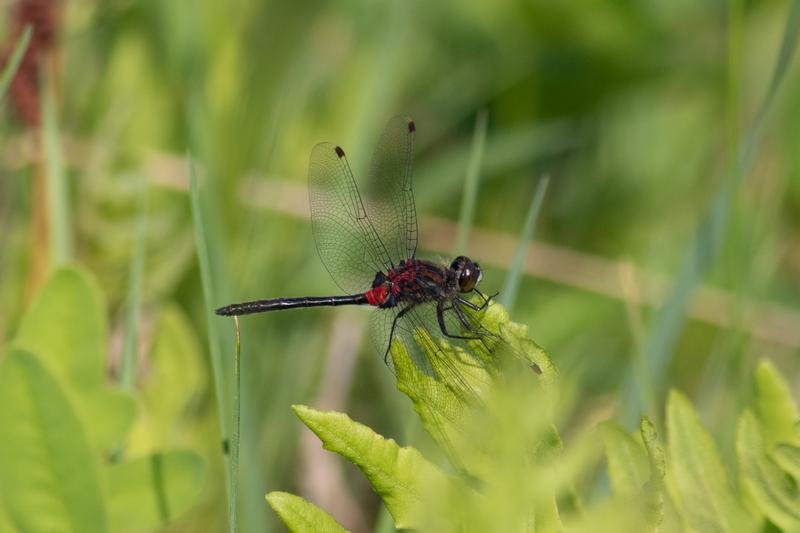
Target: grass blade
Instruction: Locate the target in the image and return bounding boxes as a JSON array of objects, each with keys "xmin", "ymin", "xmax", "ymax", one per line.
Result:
[
  {"xmin": 454, "ymin": 110, "xmax": 488, "ymax": 255},
  {"xmin": 230, "ymin": 316, "xmax": 241, "ymax": 533},
  {"xmin": 120, "ymin": 187, "xmax": 148, "ymax": 389},
  {"xmin": 42, "ymin": 80, "xmax": 72, "ymax": 265},
  {"xmin": 500, "ymin": 175, "xmax": 550, "ymax": 311},
  {"xmin": 187, "ymin": 155, "xmax": 233, "ymax": 530},
  {"xmin": 0, "ymin": 25, "xmax": 31, "ymax": 101}
]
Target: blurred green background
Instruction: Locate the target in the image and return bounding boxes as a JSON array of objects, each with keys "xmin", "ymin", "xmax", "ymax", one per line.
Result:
[{"xmin": 1, "ymin": 0, "xmax": 799, "ymax": 531}]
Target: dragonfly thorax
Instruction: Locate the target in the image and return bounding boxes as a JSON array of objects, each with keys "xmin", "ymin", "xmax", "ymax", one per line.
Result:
[{"xmin": 364, "ymin": 257, "xmax": 481, "ymax": 308}]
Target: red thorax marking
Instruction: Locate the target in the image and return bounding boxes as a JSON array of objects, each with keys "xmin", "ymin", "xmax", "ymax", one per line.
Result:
[
  {"xmin": 364, "ymin": 260, "xmax": 422, "ymax": 306},
  {"xmin": 365, "ymin": 285, "xmax": 389, "ymax": 306}
]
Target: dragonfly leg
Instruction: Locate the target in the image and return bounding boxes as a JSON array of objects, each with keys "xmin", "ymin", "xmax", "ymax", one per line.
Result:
[
  {"xmin": 456, "ymin": 289, "xmax": 496, "ymax": 312},
  {"xmin": 452, "ymin": 300, "xmax": 498, "ymax": 339},
  {"xmin": 384, "ymin": 305, "xmax": 414, "ymax": 366},
  {"xmin": 474, "ymin": 288, "xmax": 498, "ymax": 309},
  {"xmin": 437, "ymin": 302, "xmax": 483, "ymax": 340}
]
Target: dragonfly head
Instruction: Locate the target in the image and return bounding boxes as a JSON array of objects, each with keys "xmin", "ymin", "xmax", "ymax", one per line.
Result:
[{"xmin": 451, "ymin": 256, "xmax": 483, "ymax": 293}]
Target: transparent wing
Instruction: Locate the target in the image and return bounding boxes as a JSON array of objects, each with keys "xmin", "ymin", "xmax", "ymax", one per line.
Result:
[
  {"xmin": 363, "ymin": 116, "xmax": 418, "ymax": 265},
  {"xmin": 308, "ymin": 142, "xmax": 394, "ymax": 294},
  {"xmin": 369, "ymin": 303, "xmax": 496, "ymax": 467}
]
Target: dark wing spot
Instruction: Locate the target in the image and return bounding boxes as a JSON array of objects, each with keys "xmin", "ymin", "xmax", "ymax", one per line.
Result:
[
  {"xmin": 407, "ymin": 120, "xmax": 416, "ymax": 133},
  {"xmin": 334, "ymin": 146, "xmax": 345, "ymax": 158}
]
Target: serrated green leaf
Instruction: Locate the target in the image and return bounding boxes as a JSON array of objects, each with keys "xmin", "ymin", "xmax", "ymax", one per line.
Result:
[
  {"xmin": 753, "ymin": 360, "xmax": 799, "ymax": 447},
  {"xmin": 641, "ymin": 417, "xmax": 665, "ymax": 482},
  {"xmin": 14, "ymin": 266, "xmax": 137, "ymax": 452},
  {"xmin": 736, "ymin": 410, "xmax": 800, "ymax": 530},
  {"xmin": 640, "ymin": 416, "xmax": 665, "ymax": 529},
  {"xmin": 265, "ymin": 492, "xmax": 349, "ymax": 533},
  {"xmin": 773, "ymin": 444, "xmax": 800, "ymax": 478},
  {"xmin": 390, "ymin": 334, "xmax": 476, "ymax": 466},
  {"xmin": 105, "ymin": 450, "xmax": 206, "ymax": 533},
  {"xmin": 666, "ymin": 390, "xmax": 755, "ymax": 533},
  {"xmin": 598, "ymin": 418, "xmax": 664, "ymax": 530},
  {"xmin": 292, "ymin": 405, "xmax": 453, "ymax": 529},
  {"xmin": 600, "ymin": 421, "xmax": 649, "ymax": 496},
  {"xmin": 391, "ymin": 300, "xmax": 556, "ymax": 467},
  {"xmin": 0, "ymin": 349, "xmax": 107, "ymax": 533}
]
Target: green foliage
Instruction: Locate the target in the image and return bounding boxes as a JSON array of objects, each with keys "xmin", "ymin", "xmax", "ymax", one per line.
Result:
[
  {"xmin": 736, "ymin": 411, "xmax": 800, "ymax": 530},
  {"xmin": 666, "ymin": 390, "xmax": 755, "ymax": 533},
  {"xmin": 14, "ymin": 267, "xmax": 136, "ymax": 452},
  {"xmin": 292, "ymin": 405, "xmax": 455, "ymax": 529},
  {"xmin": 0, "ymin": 267, "xmax": 208, "ymax": 532},
  {"xmin": 106, "ymin": 451, "xmax": 205, "ymax": 532},
  {"xmin": 265, "ymin": 492, "xmax": 348, "ymax": 533},
  {"xmin": 2, "ymin": 0, "xmax": 800, "ymax": 530},
  {"xmin": 753, "ymin": 360, "xmax": 799, "ymax": 447},
  {"xmin": 0, "ymin": 348, "xmax": 107, "ymax": 533},
  {"xmin": 269, "ymin": 301, "xmax": 800, "ymax": 532}
]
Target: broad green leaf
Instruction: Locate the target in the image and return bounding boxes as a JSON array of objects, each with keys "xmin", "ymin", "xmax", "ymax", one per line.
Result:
[
  {"xmin": 265, "ymin": 492, "xmax": 349, "ymax": 533},
  {"xmin": 128, "ymin": 304, "xmax": 208, "ymax": 453},
  {"xmin": 105, "ymin": 450, "xmax": 206, "ymax": 533},
  {"xmin": 773, "ymin": 444, "xmax": 800, "ymax": 478},
  {"xmin": 14, "ymin": 266, "xmax": 137, "ymax": 452},
  {"xmin": 293, "ymin": 405, "xmax": 453, "ymax": 529},
  {"xmin": 0, "ymin": 501, "xmax": 17, "ymax": 533},
  {"xmin": 600, "ymin": 421, "xmax": 649, "ymax": 496},
  {"xmin": 82, "ymin": 388, "xmax": 138, "ymax": 453},
  {"xmin": 666, "ymin": 390, "xmax": 754, "ymax": 533},
  {"xmin": 736, "ymin": 410, "xmax": 800, "ymax": 530},
  {"xmin": 753, "ymin": 360, "xmax": 799, "ymax": 447},
  {"xmin": 0, "ymin": 349, "xmax": 107, "ymax": 533},
  {"xmin": 16, "ymin": 266, "xmax": 107, "ymax": 389}
]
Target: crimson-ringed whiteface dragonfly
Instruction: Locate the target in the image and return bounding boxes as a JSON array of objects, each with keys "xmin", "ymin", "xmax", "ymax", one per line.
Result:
[{"xmin": 217, "ymin": 117, "xmax": 531, "ymax": 412}]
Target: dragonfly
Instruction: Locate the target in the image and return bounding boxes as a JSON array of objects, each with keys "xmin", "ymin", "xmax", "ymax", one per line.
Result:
[{"xmin": 217, "ymin": 117, "xmax": 519, "ymax": 410}]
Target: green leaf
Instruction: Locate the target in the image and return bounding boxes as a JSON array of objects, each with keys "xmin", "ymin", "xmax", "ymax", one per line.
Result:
[
  {"xmin": 265, "ymin": 492, "xmax": 349, "ymax": 533},
  {"xmin": 390, "ymin": 333, "xmax": 478, "ymax": 466},
  {"xmin": 292, "ymin": 405, "xmax": 454, "ymax": 529},
  {"xmin": 0, "ymin": 349, "xmax": 107, "ymax": 533},
  {"xmin": 16, "ymin": 266, "xmax": 107, "ymax": 389},
  {"xmin": 600, "ymin": 421, "xmax": 649, "ymax": 496},
  {"xmin": 640, "ymin": 416, "xmax": 665, "ymax": 529},
  {"xmin": 773, "ymin": 444, "xmax": 800, "ymax": 479},
  {"xmin": 128, "ymin": 304, "xmax": 208, "ymax": 453},
  {"xmin": 0, "ymin": 501, "xmax": 17, "ymax": 533},
  {"xmin": 14, "ymin": 266, "xmax": 137, "ymax": 452},
  {"xmin": 391, "ymin": 301, "xmax": 556, "ymax": 467},
  {"xmin": 753, "ymin": 360, "xmax": 799, "ymax": 447},
  {"xmin": 736, "ymin": 410, "xmax": 800, "ymax": 530},
  {"xmin": 105, "ymin": 450, "xmax": 206, "ymax": 533},
  {"xmin": 598, "ymin": 418, "xmax": 664, "ymax": 530},
  {"xmin": 666, "ymin": 390, "xmax": 754, "ymax": 533}
]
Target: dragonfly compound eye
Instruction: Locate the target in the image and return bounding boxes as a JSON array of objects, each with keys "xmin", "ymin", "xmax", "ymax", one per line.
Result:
[{"xmin": 457, "ymin": 261, "xmax": 482, "ymax": 292}]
